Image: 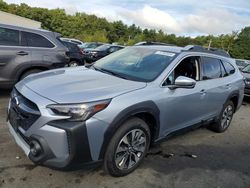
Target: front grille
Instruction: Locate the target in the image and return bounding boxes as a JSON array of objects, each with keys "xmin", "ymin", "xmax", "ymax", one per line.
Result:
[{"xmin": 9, "ymin": 89, "xmax": 40, "ymax": 131}]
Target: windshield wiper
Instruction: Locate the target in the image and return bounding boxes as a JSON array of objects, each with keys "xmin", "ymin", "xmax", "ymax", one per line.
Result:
[
  {"xmin": 92, "ymin": 65, "xmax": 129, "ymax": 80},
  {"xmin": 241, "ymin": 70, "xmax": 250, "ymax": 73}
]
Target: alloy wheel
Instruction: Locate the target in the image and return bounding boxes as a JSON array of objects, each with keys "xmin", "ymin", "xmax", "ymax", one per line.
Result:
[
  {"xmin": 115, "ymin": 129, "xmax": 146, "ymax": 170},
  {"xmin": 221, "ymin": 105, "xmax": 233, "ymax": 129}
]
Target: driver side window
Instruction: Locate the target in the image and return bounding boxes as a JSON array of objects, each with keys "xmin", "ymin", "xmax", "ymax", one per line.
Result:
[{"xmin": 163, "ymin": 56, "xmax": 201, "ymax": 86}]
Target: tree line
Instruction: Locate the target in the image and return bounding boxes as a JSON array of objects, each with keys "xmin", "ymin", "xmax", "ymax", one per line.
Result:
[{"xmin": 0, "ymin": 0, "xmax": 249, "ymax": 59}]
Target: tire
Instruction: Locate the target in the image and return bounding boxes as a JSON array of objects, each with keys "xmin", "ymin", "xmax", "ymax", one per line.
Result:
[
  {"xmin": 104, "ymin": 117, "xmax": 151, "ymax": 177},
  {"xmin": 20, "ymin": 69, "xmax": 42, "ymax": 80},
  {"xmin": 209, "ymin": 100, "xmax": 235, "ymax": 133},
  {"xmin": 68, "ymin": 61, "xmax": 79, "ymax": 67}
]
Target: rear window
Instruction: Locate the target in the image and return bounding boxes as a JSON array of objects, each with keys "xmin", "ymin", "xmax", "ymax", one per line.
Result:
[
  {"xmin": 0, "ymin": 27, "xmax": 19, "ymax": 46},
  {"xmin": 70, "ymin": 40, "xmax": 82, "ymax": 45},
  {"xmin": 62, "ymin": 41, "xmax": 79, "ymax": 52},
  {"xmin": 202, "ymin": 57, "xmax": 222, "ymax": 80},
  {"xmin": 222, "ymin": 61, "xmax": 235, "ymax": 76},
  {"xmin": 21, "ymin": 31, "xmax": 54, "ymax": 48},
  {"xmin": 235, "ymin": 60, "xmax": 247, "ymax": 67}
]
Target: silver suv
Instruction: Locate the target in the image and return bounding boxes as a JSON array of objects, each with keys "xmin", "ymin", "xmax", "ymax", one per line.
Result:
[{"xmin": 7, "ymin": 45, "xmax": 245, "ymax": 176}]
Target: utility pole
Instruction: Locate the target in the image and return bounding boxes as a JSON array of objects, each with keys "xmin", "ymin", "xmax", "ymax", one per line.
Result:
[{"xmin": 208, "ymin": 39, "xmax": 212, "ymax": 50}]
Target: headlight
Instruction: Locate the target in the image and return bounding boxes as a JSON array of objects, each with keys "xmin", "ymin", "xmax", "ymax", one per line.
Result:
[{"xmin": 47, "ymin": 99, "xmax": 111, "ymax": 121}]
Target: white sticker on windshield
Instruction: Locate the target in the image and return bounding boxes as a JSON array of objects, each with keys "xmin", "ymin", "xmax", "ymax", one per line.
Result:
[{"xmin": 155, "ymin": 51, "xmax": 175, "ymax": 57}]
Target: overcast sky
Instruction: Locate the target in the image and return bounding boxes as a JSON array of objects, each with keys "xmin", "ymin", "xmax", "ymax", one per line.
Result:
[{"xmin": 5, "ymin": 0, "xmax": 250, "ymax": 36}]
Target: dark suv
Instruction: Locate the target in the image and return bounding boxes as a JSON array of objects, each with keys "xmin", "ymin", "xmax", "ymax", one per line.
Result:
[
  {"xmin": 0, "ymin": 24, "xmax": 69, "ymax": 89},
  {"xmin": 60, "ymin": 40, "xmax": 84, "ymax": 66},
  {"xmin": 83, "ymin": 44, "xmax": 124, "ymax": 63}
]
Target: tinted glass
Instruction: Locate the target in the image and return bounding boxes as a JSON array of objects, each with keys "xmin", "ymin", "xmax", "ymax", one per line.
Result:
[
  {"xmin": 21, "ymin": 31, "xmax": 54, "ymax": 48},
  {"xmin": 235, "ymin": 60, "xmax": 248, "ymax": 67},
  {"xmin": 165, "ymin": 56, "xmax": 200, "ymax": 85},
  {"xmin": 94, "ymin": 47, "xmax": 177, "ymax": 82},
  {"xmin": 62, "ymin": 41, "xmax": 79, "ymax": 52},
  {"xmin": 0, "ymin": 27, "xmax": 19, "ymax": 46},
  {"xmin": 242, "ymin": 64, "xmax": 250, "ymax": 73},
  {"xmin": 202, "ymin": 57, "xmax": 222, "ymax": 80},
  {"xmin": 222, "ymin": 61, "xmax": 235, "ymax": 75},
  {"xmin": 220, "ymin": 62, "xmax": 227, "ymax": 77},
  {"xmin": 96, "ymin": 44, "xmax": 111, "ymax": 51}
]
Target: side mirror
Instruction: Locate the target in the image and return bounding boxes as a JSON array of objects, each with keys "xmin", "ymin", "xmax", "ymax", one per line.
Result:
[{"xmin": 169, "ymin": 76, "xmax": 196, "ymax": 89}]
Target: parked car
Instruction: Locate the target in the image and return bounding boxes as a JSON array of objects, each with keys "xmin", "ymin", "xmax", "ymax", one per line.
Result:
[
  {"xmin": 235, "ymin": 59, "xmax": 250, "ymax": 70},
  {"xmin": 78, "ymin": 42, "xmax": 105, "ymax": 51},
  {"xmin": 83, "ymin": 44, "xmax": 124, "ymax": 63},
  {"xmin": 241, "ymin": 64, "xmax": 250, "ymax": 96},
  {"xmin": 0, "ymin": 24, "xmax": 69, "ymax": 89},
  {"xmin": 60, "ymin": 37, "xmax": 84, "ymax": 45},
  {"xmin": 61, "ymin": 40, "xmax": 84, "ymax": 66},
  {"xmin": 7, "ymin": 44, "xmax": 244, "ymax": 177}
]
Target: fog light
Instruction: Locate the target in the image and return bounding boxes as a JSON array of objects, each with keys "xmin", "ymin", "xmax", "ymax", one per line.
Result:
[{"xmin": 30, "ymin": 140, "xmax": 42, "ymax": 157}]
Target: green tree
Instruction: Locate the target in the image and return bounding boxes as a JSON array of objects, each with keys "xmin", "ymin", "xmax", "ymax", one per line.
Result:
[
  {"xmin": 0, "ymin": 0, "xmax": 249, "ymax": 57},
  {"xmin": 230, "ymin": 27, "xmax": 250, "ymax": 59}
]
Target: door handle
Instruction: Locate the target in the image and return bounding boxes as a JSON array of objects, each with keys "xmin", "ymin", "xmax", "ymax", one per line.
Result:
[
  {"xmin": 200, "ymin": 89, "xmax": 206, "ymax": 95},
  {"xmin": 225, "ymin": 84, "xmax": 231, "ymax": 89},
  {"xmin": 17, "ymin": 51, "xmax": 28, "ymax": 56}
]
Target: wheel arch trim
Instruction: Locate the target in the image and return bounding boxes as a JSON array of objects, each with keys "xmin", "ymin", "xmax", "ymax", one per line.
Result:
[{"xmin": 98, "ymin": 100, "xmax": 160, "ymax": 160}]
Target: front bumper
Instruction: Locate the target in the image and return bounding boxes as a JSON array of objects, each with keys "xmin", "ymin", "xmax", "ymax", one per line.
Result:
[
  {"xmin": 7, "ymin": 86, "xmax": 109, "ymax": 169},
  {"xmin": 8, "ymin": 119, "xmax": 100, "ymax": 169}
]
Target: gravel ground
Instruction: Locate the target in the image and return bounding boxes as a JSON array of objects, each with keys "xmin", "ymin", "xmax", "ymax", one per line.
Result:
[{"xmin": 0, "ymin": 90, "xmax": 250, "ymax": 188}]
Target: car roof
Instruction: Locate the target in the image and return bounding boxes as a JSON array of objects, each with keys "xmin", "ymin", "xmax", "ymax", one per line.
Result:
[
  {"xmin": 132, "ymin": 45, "xmax": 184, "ymax": 53},
  {"xmin": 0, "ymin": 23, "xmax": 50, "ymax": 33},
  {"xmin": 0, "ymin": 23, "xmax": 61, "ymax": 38},
  {"xmin": 132, "ymin": 45, "xmax": 231, "ymax": 58}
]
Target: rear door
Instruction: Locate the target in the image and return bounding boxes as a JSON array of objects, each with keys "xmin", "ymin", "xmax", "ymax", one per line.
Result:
[
  {"xmin": 0, "ymin": 27, "xmax": 31, "ymax": 82},
  {"xmin": 199, "ymin": 56, "xmax": 232, "ymax": 119},
  {"xmin": 21, "ymin": 31, "xmax": 55, "ymax": 66}
]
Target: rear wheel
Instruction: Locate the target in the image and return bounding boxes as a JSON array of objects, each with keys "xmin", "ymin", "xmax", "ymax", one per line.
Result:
[
  {"xmin": 104, "ymin": 117, "xmax": 151, "ymax": 177},
  {"xmin": 20, "ymin": 69, "xmax": 43, "ymax": 80},
  {"xmin": 210, "ymin": 101, "xmax": 235, "ymax": 133}
]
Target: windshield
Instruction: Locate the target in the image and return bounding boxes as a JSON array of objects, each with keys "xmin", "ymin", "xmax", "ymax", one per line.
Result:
[
  {"xmin": 96, "ymin": 44, "xmax": 111, "ymax": 51},
  {"xmin": 242, "ymin": 64, "xmax": 250, "ymax": 73},
  {"xmin": 79, "ymin": 43, "xmax": 90, "ymax": 48},
  {"xmin": 94, "ymin": 47, "xmax": 177, "ymax": 82}
]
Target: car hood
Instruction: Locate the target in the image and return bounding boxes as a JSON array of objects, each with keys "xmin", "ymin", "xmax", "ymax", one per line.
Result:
[{"xmin": 17, "ymin": 67, "xmax": 146, "ymax": 103}]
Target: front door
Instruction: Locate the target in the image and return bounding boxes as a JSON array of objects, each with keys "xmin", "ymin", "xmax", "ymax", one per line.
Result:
[{"xmin": 159, "ymin": 56, "xmax": 208, "ymax": 135}]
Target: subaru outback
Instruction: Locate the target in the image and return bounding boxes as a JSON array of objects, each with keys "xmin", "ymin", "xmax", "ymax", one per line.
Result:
[{"xmin": 7, "ymin": 45, "xmax": 245, "ymax": 176}]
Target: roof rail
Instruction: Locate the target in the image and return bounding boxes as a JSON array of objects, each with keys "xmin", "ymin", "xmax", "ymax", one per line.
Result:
[
  {"xmin": 134, "ymin": 41, "xmax": 175, "ymax": 46},
  {"xmin": 183, "ymin": 45, "xmax": 230, "ymax": 58}
]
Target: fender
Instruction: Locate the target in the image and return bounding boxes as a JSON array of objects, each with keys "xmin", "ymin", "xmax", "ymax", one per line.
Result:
[
  {"xmin": 13, "ymin": 63, "xmax": 49, "ymax": 81},
  {"xmin": 98, "ymin": 101, "xmax": 160, "ymax": 160},
  {"xmin": 225, "ymin": 90, "xmax": 240, "ymax": 111}
]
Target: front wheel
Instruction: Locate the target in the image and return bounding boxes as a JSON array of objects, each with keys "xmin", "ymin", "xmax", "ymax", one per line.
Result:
[
  {"xmin": 104, "ymin": 118, "xmax": 151, "ymax": 177},
  {"xmin": 210, "ymin": 101, "xmax": 235, "ymax": 133}
]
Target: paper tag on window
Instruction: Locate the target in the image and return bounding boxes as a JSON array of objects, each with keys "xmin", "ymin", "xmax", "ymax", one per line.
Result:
[{"xmin": 155, "ymin": 51, "xmax": 175, "ymax": 57}]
